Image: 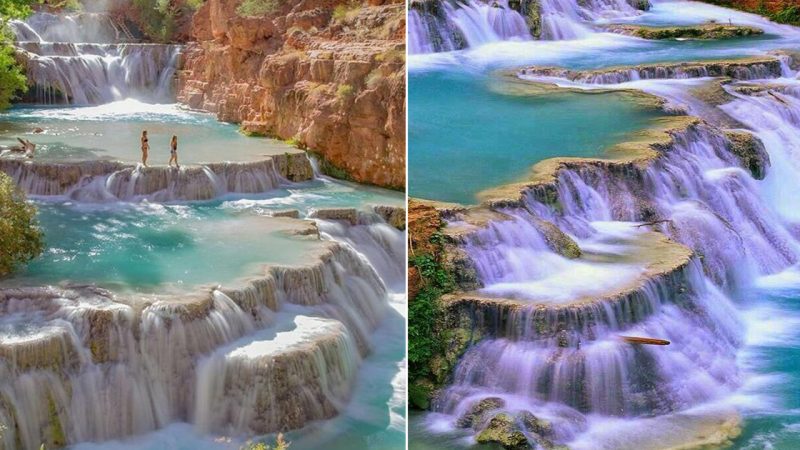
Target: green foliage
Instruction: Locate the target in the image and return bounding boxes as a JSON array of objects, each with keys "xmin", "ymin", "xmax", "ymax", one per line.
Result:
[
  {"xmin": 332, "ymin": 4, "xmax": 351, "ymax": 21},
  {"xmin": 0, "ymin": 0, "xmax": 31, "ymax": 110},
  {"xmin": 240, "ymin": 433, "xmax": 291, "ymax": 450},
  {"xmin": 0, "ymin": 43, "xmax": 28, "ymax": 110},
  {"xmin": 336, "ymin": 83, "xmax": 354, "ymax": 100},
  {"xmin": 0, "ymin": 0, "xmax": 33, "ymax": 19},
  {"xmin": 236, "ymin": 0, "xmax": 280, "ymax": 16},
  {"xmin": 45, "ymin": 0, "xmax": 83, "ymax": 11},
  {"xmin": 701, "ymin": 0, "xmax": 800, "ymax": 25},
  {"xmin": 0, "ymin": 172, "xmax": 44, "ymax": 277},
  {"xmin": 132, "ymin": 0, "xmax": 178, "ymax": 42},
  {"xmin": 772, "ymin": 5, "xmax": 800, "ymax": 25},
  {"xmin": 185, "ymin": 0, "xmax": 205, "ymax": 10},
  {"xmin": 408, "ymin": 247, "xmax": 454, "ymax": 381}
]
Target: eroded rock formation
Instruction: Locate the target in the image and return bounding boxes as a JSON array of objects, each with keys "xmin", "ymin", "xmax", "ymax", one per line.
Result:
[{"xmin": 176, "ymin": 0, "xmax": 406, "ymax": 189}]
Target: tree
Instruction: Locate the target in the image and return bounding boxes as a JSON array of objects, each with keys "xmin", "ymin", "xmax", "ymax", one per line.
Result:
[
  {"xmin": 0, "ymin": 172, "xmax": 43, "ymax": 276},
  {"xmin": 0, "ymin": 0, "xmax": 33, "ymax": 109}
]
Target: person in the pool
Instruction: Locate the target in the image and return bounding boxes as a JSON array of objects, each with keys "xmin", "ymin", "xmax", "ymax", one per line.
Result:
[
  {"xmin": 141, "ymin": 130, "xmax": 150, "ymax": 167},
  {"xmin": 168, "ymin": 135, "xmax": 179, "ymax": 169}
]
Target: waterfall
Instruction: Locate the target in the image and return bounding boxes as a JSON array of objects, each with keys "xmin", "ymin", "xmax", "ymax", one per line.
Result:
[
  {"xmin": 0, "ymin": 241, "xmax": 391, "ymax": 448},
  {"xmin": 408, "ymin": 0, "xmax": 641, "ymax": 53},
  {"xmin": 409, "ymin": 0, "xmax": 532, "ymax": 54},
  {"xmin": 433, "ymin": 113, "xmax": 800, "ymax": 445},
  {"xmin": 0, "ymin": 155, "xmax": 313, "ymax": 202},
  {"xmin": 12, "ymin": 13, "xmax": 180, "ymax": 105}
]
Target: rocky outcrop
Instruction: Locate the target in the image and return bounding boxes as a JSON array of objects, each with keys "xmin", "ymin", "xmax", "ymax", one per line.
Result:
[
  {"xmin": 519, "ymin": 56, "xmax": 784, "ymax": 85},
  {"xmin": 0, "ymin": 152, "xmax": 312, "ymax": 201},
  {"xmin": 177, "ymin": 0, "xmax": 405, "ymax": 189},
  {"xmin": 608, "ymin": 23, "xmax": 763, "ymax": 40},
  {"xmin": 373, "ymin": 204, "xmax": 406, "ymax": 230},
  {"xmin": 724, "ymin": 130, "xmax": 770, "ymax": 179}
]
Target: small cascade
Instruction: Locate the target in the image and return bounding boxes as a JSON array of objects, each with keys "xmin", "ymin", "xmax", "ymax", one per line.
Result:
[
  {"xmin": 721, "ymin": 84, "xmax": 800, "ymax": 222},
  {"xmin": 539, "ymin": 0, "xmax": 640, "ymax": 39},
  {"xmin": 11, "ymin": 12, "xmax": 180, "ymax": 105},
  {"xmin": 519, "ymin": 57, "xmax": 785, "ymax": 85},
  {"xmin": 408, "ymin": 0, "xmax": 642, "ymax": 53},
  {"xmin": 316, "ymin": 209, "xmax": 407, "ymax": 293},
  {"xmin": 12, "ymin": 12, "xmax": 125, "ymax": 43},
  {"xmin": 409, "ymin": 0, "xmax": 531, "ymax": 54},
  {"xmin": 0, "ymin": 154, "xmax": 313, "ymax": 202}
]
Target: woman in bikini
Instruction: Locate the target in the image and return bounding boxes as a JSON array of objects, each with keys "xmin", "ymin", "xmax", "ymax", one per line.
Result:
[
  {"xmin": 141, "ymin": 130, "xmax": 149, "ymax": 167},
  {"xmin": 168, "ymin": 135, "xmax": 179, "ymax": 168}
]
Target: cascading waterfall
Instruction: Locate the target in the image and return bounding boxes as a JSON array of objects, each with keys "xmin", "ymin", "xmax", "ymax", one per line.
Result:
[
  {"xmin": 408, "ymin": 0, "xmax": 641, "ymax": 53},
  {"xmin": 11, "ymin": 12, "xmax": 180, "ymax": 105},
  {"xmin": 433, "ymin": 110, "xmax": 800, "ymax": 446},
  {"xmin": 0, "ymin": 239, "xmax": 393, "ymax": 449},
  {"xmin": 409, "ymin": 0, "xmax": 531, "ymax": 54}
]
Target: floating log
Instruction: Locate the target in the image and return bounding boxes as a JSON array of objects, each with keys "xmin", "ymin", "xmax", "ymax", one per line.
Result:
[
  {"xmin": 620, "ymin": 336, "xmax": 671, "ymax": 345},
  {"xmin": 635, "ymin": 219, "xmax": 673, "ymax": 228}
]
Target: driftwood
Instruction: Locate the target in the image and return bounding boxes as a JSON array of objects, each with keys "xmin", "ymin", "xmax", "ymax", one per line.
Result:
[
  {"xmin": 768, "ymin": 91, "xmax": 787, "ymax": 105},
  {"xmin": 620, "ymin": 336, "xmax": 670, "ymax": 346},
  {"xmin": 635, "ymin": 219, "xmax": 672, "ymax": 228},
  {"xmin": 4, "ymin": 138, "xmax": 36, "ymax": 157}
]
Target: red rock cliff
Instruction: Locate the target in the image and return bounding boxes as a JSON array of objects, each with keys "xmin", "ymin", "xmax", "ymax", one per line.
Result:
[{"xmin": 177, "ymin": 0, "xmax": 406, "ymax": 189}]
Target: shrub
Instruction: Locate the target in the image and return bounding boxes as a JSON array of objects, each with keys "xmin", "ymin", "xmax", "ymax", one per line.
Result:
[
  {"xmin": 132, "ymin": 0, "xmax": 177, "ymax": 42},
  {"xmin": 240, "ymin": 433, "xmax": 290, "ymax": 450},
  {"xmin": 237, "ymin": 0, "xmax": 280, "ymax": 16},
  {"xmin": 0, "ymin": 172, "xmax": 43, "ymax": 277},
  {"xmin": 332, "ymin": 4, "xmax": 351, "ymax": 21},
  {"xmin": 185, "ymin": 0, "xmax": 205, "ymax": 10},
  {"xmin": 336, "ymin": 83, "xmax": 354, "ymax": 100},
  {"xmin": 0, "ymin": 43, "xmax": 28, "ymax": 110},
  {"xmin": 408, "ymin": 244, "xmax": 454, "ymax": 380}
]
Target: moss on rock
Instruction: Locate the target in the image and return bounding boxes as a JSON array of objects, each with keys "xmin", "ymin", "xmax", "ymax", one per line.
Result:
[
  {"xmin": 608, "ymin": 22, "xmax": 763, "ymax": 40},
  {"xmin": 532, "ymin": 218, "xmax": 581, "ymax": 259},
  {"xmin": 457, "ymin": 397, "xmax": 506, "ymax": 428},
  {"xmin": 724, "ymin": 130, "xmax": 770, "ymax": 179},
  {"xmin": 476, "ymin": 413, "xmax": 531, "ymax": 449}
]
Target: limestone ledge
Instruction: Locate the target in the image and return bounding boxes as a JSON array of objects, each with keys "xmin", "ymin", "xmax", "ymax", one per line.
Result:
[
  {"xmin": 0, "ymin": 151, "xmax": 312, "ymax": 200},
  {"xmin": 607, "ymin": 23, "xmax": 763, "ymax": 40},
  {"xmin": 0, "ymin": 219, "xmax": 384, "ymax": 372},
  {"xmin": 477, "ymin": 115, "xmax": 700, "ymax": 209},
  {"xmin": 203, "ymin": 316, "xmax": 357, "ymax": 434},
  {"xmin": 518, "ymin": 55, "xmax": 785, "ymax": 85},
  {"xmin": 440, "ymin": 231, "xmax": 694, "ymax": 340}
]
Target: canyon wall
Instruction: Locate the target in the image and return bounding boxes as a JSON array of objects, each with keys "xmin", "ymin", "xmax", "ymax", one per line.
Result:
[{"xmin": 177, "ymin": 0, "xmax": 406, "ymax": 189}]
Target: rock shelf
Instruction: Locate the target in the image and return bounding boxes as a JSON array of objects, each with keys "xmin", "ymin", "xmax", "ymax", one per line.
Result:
[{"xmin": 0, "ymin": 151, "xmax": 312, "ymax": 200}]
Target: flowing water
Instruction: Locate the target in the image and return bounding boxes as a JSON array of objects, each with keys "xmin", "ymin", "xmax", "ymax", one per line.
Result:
[
  {"xmin": 409, "ymin": 0, "xmax": 800, "ymax": 448},
  {"xmin": 0, "ymin": 11, "xmax": 406, "ymax": 450}
]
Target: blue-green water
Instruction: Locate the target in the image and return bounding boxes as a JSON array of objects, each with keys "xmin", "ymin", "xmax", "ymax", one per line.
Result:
[
  {"xmin": 5, "ymin": 201, "xmax": 317, "ymax": 293},
  {"xmin": 0, "ymin": 100, "xmax": 297, "ymax": 164},
  {"xmin": 408, "ymin": 71, "xmax": 664, "ymax": 204},
  {"xmin": 729, "ymin": 280, "xmax": 800, "ymax": 450}
]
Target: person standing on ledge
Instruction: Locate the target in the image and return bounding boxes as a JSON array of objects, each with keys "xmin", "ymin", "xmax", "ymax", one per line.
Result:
[
  {"xmin": 141, "ymin": 130, "xmax": 149, "ymax": 167},
  {"xmin": 168, "ymin": 135, "xmax": 179, "ymax": 169}
]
